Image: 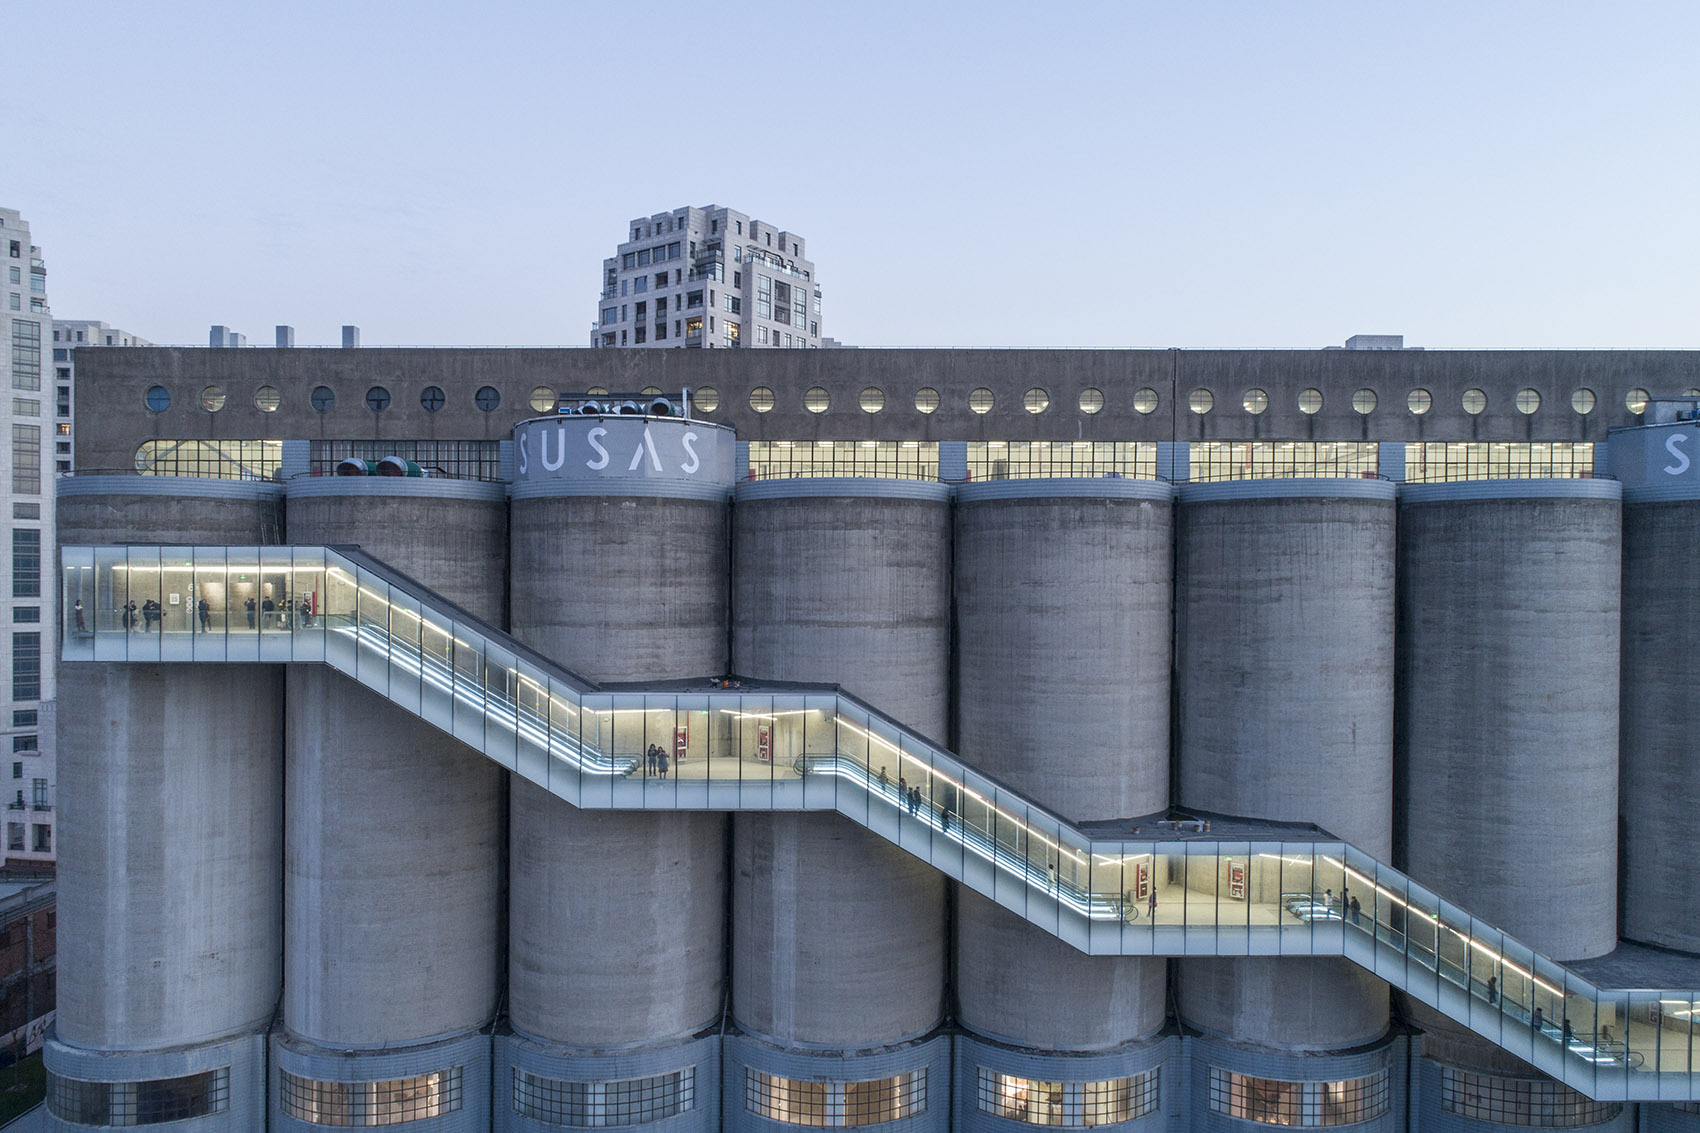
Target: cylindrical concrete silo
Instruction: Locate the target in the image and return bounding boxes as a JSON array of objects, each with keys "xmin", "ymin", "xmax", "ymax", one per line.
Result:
[
  {"xmin": 49, "ymin": 477, "xmax": 285, "ymax": 1129},
  {"xmin": 1397, "ymin": 480, "xmax": 1622, "ymax": 1128},
  {"xmin": 272, "ymin": 477, "xmax": 508, "ymax": 1132},
  {"xmin": 952, "ymin": 480, "xmax": 1173, "ymax": 1123},
  {"xmin": 503, "ymin": 414, "xmax": 733, "ymax": 1132},
  {"xmin": 728, "ymin": 479, "xmax": 951, "ymax": 1129},
  {"xmin": 1175, "ymin": 481, "xmax": 1398, "ymax": 1105},
  {"xmin": 1620, "ymin": 483, "xmax": 1700, "ymax": 952}
]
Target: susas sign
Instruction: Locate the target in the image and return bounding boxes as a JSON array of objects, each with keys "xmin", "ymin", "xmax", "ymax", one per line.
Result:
[{"xmin": 514, "ymin": 417, "xmax": 735, "ymax": 487}]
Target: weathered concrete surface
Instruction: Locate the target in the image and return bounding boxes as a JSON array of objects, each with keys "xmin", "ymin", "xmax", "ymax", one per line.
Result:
[
  {"xmin": 57, "ymin": 492, "xmax": 283, "ymax": 1049},
  {"xmin": 730, "ymin": 490, "xmax": 949, "ymax": 1049},
  {"xmin": 1398, "ymin": 496, "xmax": 1621, "ymax": 961},
  {"xmin": 1178, "ymin": 957, "xmax": 1391, "ymax": 1050},
  {"xmin": 955, "ymin": 494, "xmax": 1173, "ymax": 822},
  {"xmin": 508, "ymin": 492, "xmax": 728, "ymax": 1047},
  {"xmin": 1621, "ymin": 500, "xmax": 1700, "ymax": 951}
]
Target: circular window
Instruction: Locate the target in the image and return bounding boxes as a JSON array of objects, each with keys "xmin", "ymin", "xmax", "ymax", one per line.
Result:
[
  {"xmin": 144, "ymin": 385, "xmax": 171, "ymax": 412},
  {"xmin": 915, "ymin": 388, "xmax": 941, "ymax": 414},
  {"xmin": 586, "ymin": 386, "xmax": 610, "ymax": 397},
  {"xmin": 420, "ymin": 386, "xmax": 445, "ymax": 412},
  {"xmin": 200, "ymin": 386, "xmax": 226, "ymax": 412},
  {"xmin": 530, "ymin": 386, "xmax": 557, "ymax": 413},
  {"xmin": 1463, "ymin": 388, "xmax": 1487, "ymax": 415},
  {"xmin": 1627, "ymin": 388, "xmax": 1649, "ymax": 415},
  {"xmin": 859, "ymin": 387, "xmax": 884, "ymax": 413},
  {"xmin": 1408, "ymin": 389, "xmax": 1432, "ymax": 415},
  {"xmin": 254, "ymin": 386, "xmax": 280, "ymax": 413},
  {"xmin": 750, "ymin": 387, "xmax": 775, "ymax": 413},
  {"xmin": 969, "ymin": 388, "xmax": 995, "ymax": 414},
  {"xmin": 1515, "ymin": 388, "xmax": 1541, "ymax": 415},
  {"xmin": 1352, "ymin": 389, "xmax": 1378, "ymax": 415},
  {"xmin": 1132, "ymin": 388, "xmax": 1158, "ymax": 415},
  {"xmin": 1298, "ymin": 388, "xmax": 1323, "ymax": 414},
  {"xmin": 475, "ymin": 386, "xmax": 501, "ymax": 411},
  {"xmin": 804, "ymin": 387, "xmax": 830, "ymax": 413},
  {"xmin": 1023, "ymin": 388, "xmax": 1050, "ymax": 414},
  {"xmin": 310, "ymin": 386, "xmax": 335, "ymax": 412},
  {"xmin": 1571, "ymin": 388, "xmax": 1596, "ymax": 415},
  {"xmin": 1079, "ymin": 388, "xmax": 1105, "ymax": 414},
  {"xmin": 366, "ymin": 386, "xmax": 391, "ymax": 412},
  {"xmin": 1688, "ymin": 389, "xmax": 1700, "ymax": 398},
  {"xmin": 640, "ymin": 386, "xmax": 662, "ymax": 397},
  {"xmin": 1243, "ymin": 389, "xmax": 1268, "ymax": 415},
  {"xmin": 694, "ymin": 387, "xmax": 720, "ymax": 413},
  {"xmin": 1188, "ymin": 389, "xmax": 1214, "ymax": 415}
]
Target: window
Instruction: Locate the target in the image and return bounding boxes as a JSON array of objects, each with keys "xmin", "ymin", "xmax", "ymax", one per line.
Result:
[
  {"xmin": 279, "ymin": 1068, "xmax": 462, "ymax": 1125},
  {"xmin": 1516, "ymin": 388, "xmax": 1542, "ymax": 414},
  {"xmin": 11, "ymin": 319, "xmax": 40, "ymax": 390},
  {"xmin": 513, "ymin": 1067, "xmax": 694, "ymax": 1126},
  {"xmin": 12, "ymin": 531, "xmax": 38, "ymax": 597},
  {"xmin": 47, "ymin": 1068, "xmax": 230, "ymax": 1125},
  {"xmin": 1188, "ymin": 389, "xmax": 1214, "ymax": 414},
  {"xmin": 634, "ymin": 327, "xmax": 647, "ymax": 344},
  {"xmin": 475, "ymin": 386, "xmax": 501, "ymax": 411},
  {"xmin": 633, "ymin": 276, "xmax": 647, "ymax": 293},
  {"xmin": 5, "ymin": 268, "xmax": 14, "ymax": 284},
  {"xmin": 1352, "ymin": 388, "xmax": 1378, "ymax": 415},
  {"xmin": 1077, "ymin": 389, "xmax": 1105, "ymax": 414},
  {"xmin": 6, "ymin": 242, "xmax": 17, "ymax": 258},
  {"xmin": 969, "ymin": 441, "xmax": 1156, "ymax": 480},
  {"xmin": 1440, "ymin": 1068, "xmax": 1619, "ymax": 1127},
  {"xmin": 693, "ymin": 387, "xmax": 720, "ymax": 413},
  {"xmin": 601, "ymin": 307, "xmax": 617, "ymax": 325},
  {"xmin": 11, "ymin": 424, "xmax": 39, "ymax": 493},
  {"xmin": 804, "ymin": 387, "xmax": 830, "ymax": 413},
  {"xmin": 749, "ymin": 387, "xmax": 776, "ymax": 413},
  {"xmin": 13, "ymin": 607, "xmax": 37, "ymax": 624},
  {"xmin": 975, "ymin": 1067, "xmax": 1158, "ymax": 1126},
  {"xmin": 12, "ymin": 734, "xmax": 34, "ymax": 752},
  {"xmin": 136, "ymin": 440, "xmax": 283, "ymax": 480},
  {"xmin": 12, "ymin": 632, "xmax": 40, "ymax": 700},
  {"xmin": 11, "ymin": 398, "xmax": 37, "ymax": 416},
  {"xmin": 13, "ymin": 710, "xmax": 36, "ymax": 727},
  {"xmin": 1191, "ymin": 442, "xmax": 1378, "ymax": 482},
  {"xmin": 1298, "ymin": 388, "xmax": 1323, "ymax": 414},
  {"xmin": 1627, "ymin": 388, "xmax": 1650, "ymax": 415},
  {"xmin": 420, "ymin": 386, "xmax": 445, "ymax": 412},
  {"xmin": 1408, "ymin": 389, "xmax": 1433, "ymax": 415},
  {"xmin": 1572, "ymin": 388, "xmax": 1597, "ymax": 415},
  {"xmin": 1463, "ymin": 388, "xmax": 1487, "ymax": 415},
  {"xmin": 969, "ymin": 388, "xmax": 995, "ymax": 414},
  {"xmin": 254, "ymin": 386, "xmax": 281, "ymax": 412},
  {"xmin": 32, "ymin": 779, "xmax": 46, "ymax": 807},
  {"xmin": 1405, "ymin": 442, "xmax": 1594, "ymax": 482},
  {"xmin": 686, "ymin": 290, "xmax": 703, "ymax": 308},
  {"xmin": 530, "ymin": 386, "xmax": 557, "ymax": 413},
  {"xmin": 1208, "ymin": 1068, "xmax": 1388, "ymax": 1126},
  {"xmin": 745, "ymin": 1069, "xmax": 926, "ymax": 1127},
  {"xmin": 200, "ymin": 386, "xmax": 225, "ymax": 412},
  {"xmin": 31, "ymin": 824, "xmax": 47, "ymax": 852},
  {"xmin": 1132, "ymin": 388, "xmax": 1159, "ymax": 414},
  {"xmin": 312, "ymin": 440, "xmax": 501, "ymax": 481},
  {"xmin": 10, "ymin": 764, "xmax": 18, "ymax": 779},
  {"xmin": 686, "ymin": 318, "xmax": 703, "ymax": 339},
  {"xmin": 859, "ymin": 388, "xmax": 884, "ymax": 413},
  {"xmin": 1023, "ymin": 388, "xmax": 1050, "ymax": 414},
  {"xmin": 11, "ymin": 504, "xmax": 36, "ymax": 520},
  {"xmin": 5, "ymin": 824, "xmax": 18, "ymax": 851},
  {"xmin": 1243, "ymin": 389, "xmax": 1269, "ymax": 414},
  {"xmin": 722, "ymin": 321, "xmax": 739, "ymax": 348},
  {"xmin": 723, "ymin": 295, "xmax": 741, "ymax": 313},
  {"xmin": 915, "ymin": 388, "xmax": 940, "ymax": 414},
  {"xmin": 311, "ymin": 386, "xmax": 336, "ymax": 412}
]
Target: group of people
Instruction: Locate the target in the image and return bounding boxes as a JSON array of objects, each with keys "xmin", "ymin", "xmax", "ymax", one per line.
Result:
[
  {"xmin": 239, "ymin": 595, "xmax": 314, "ymax": 630},
  {"xmin": 119, "ymin": 599, "xmax": 165, "ymax": 632},
  {"xmin": 106, "ymin": 592, "xmax": 316, "ymax": 633},
  {"xmin": 644, "ymin": 744, "xmax": 673, "ymax": 777}
]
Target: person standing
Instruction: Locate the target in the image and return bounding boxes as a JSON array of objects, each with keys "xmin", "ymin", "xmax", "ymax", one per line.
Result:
[
  {"xmin": 1148, "ymin": 886, "xmax": 1158, "ymax": 920},
  {"xmin": 1487, "ymin": 975, "xmax": 1498, "ymax": 1005},
  {"xmin": 197, "ymin": 597, "xmax": 211, "ymax": 632},
  {"xmin": 73, "ymin": 599, "xmax": 85, "ymax": 633},
  {"xmin": 244, "ymin": 596, "xmax": 256, "ymax": 629}
]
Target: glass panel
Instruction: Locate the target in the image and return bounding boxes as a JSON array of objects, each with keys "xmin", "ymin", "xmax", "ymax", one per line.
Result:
[
  {"xmin": 353, "ymin": 566, "xmax": 389, "ymax": 693},
  {"xmin": 415, "ymin": 602, "xmax": 456, "ymax": 736},
  {"xmin": 449, "ymin": 618, "xmax": 488, "ymax": 749},
  {"xmin": 125, "ymin": 546, "xmax": 162, "ymax": 662},
  {"xmin": 384, "ymin": 586, "xmax": 423, "ymax": 716},
  {"xmin": 290, "ymin": 547, "xmax": 326, "ymax": 662},
  {"xmin": 481, "ymin": 639, "xmax": 519, "ymax": 771},
  {"xmin": 62, "ymin": 546, "xmax": 94, "ymax": 661}
]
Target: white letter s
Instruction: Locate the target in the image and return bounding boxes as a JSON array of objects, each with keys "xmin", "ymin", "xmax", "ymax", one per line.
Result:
[
  {"xmin": 587, "ymin": 427, "xmax": 609, "ymax": 471},
  {"xmin": 1666, "ymin": 432, "xmax": 1690, "ymax": 476}
]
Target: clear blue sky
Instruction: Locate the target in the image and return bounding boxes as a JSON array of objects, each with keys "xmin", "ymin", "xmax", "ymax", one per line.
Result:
[{"xmin": 8, "ymin": 1, "xmax": 1697, "ymax": 348}]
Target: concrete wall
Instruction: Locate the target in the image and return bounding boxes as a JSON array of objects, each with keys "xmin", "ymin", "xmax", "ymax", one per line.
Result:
[
  {"xmin": 1398, "ymin": 484, "xmax": 1622, "ymax": 961},
  {"xmin": 506, "ymin": 491, "xmax": 728, "ymax": 1050},
  {"xmin": 729, "ymin": 483, "xmax": 948, "ymax": 1055},
  {"xmin": 1620, "ymin": 498, "xmax": 1700, "ymax": 951}
]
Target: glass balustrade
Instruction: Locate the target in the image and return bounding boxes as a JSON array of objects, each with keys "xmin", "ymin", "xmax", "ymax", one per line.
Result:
[{"xmin": 56, "ymin": 544, "xmax": 1699, "ymax": 1102}]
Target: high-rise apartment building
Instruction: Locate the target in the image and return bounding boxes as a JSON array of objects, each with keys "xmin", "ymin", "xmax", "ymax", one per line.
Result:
[
  {"xmin": 0, "ymin": 207, "xmax": 53, "ymax": 869},
  {"xmin": 593, "ymin": 205, "xmax": 821, "ymax": 349},
  {"xmin": 52, "ymin": 320, "xmax": 151, "ymax": 479}
]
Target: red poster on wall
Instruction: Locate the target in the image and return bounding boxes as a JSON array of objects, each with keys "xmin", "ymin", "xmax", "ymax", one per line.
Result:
[
  {"xmin": 1228, "ymin": 860, "xmax": 1247, "ymax": 900},
  {"xmin": 1135, "ymin": 862, "xmax": 1150, "ymax": 900},
  {"xmin": 674, "ymin": 725, "xmax": 688, "ymax": 762},
  {"xmin": 757, "ymin": 725, "xmax": 772, "ymax": 762}
]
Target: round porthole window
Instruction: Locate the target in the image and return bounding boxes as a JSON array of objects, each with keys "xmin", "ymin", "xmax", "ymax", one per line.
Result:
[
  {"xmin": 1352, "ymin": 389, "xmax": 1378, "ymax": 415},
  {"xmin": 1515, "ymin": 388, "xmax": 1541, "ymax": 415},
  {"xmin": 1132, "ymin": 388, "xmax": 1158, "ymax": 414},
  {"xmin": 420, "ymin": 386, "xmax": 445, "ymax": 412},
  {"xmin": 694, "ymin": 387, "xmax": 720, "ymax": 413},
  {"xmin": 530, "ymin": 386, "xmax": 557, "ymax": 413},
  {"xmin": 366, "ymin": 386, "xmax": 391, "ymax": 412},
  {"xmin": 254, "ymin": 386, "xmax": 280, "ymax": 413},
  {"xmin": 969, "ymin": 388, "xmax": 995, "ymax": 414},
  {"xmin": 1463, "ymin": 389, "xmax": 1487, "ymax": 415},
  {"xmin": 1243, "ymin": 389, "xmax": 1268, "ymax": 415},
  {"xmin": 750, "ymin": 387, "xmax": 775, "ymax": 413},
  {"xmin": 1627, "ymin": 388, "xmax": 1649, "ymax": 415},
  {"xmin": 200, "ymin": 386, "xmax": 226, "ymax": 412},
  {"xmin": 1079, "ymin": 388, "xmax": 1105, "ymax": 414},
  {"xmin": 1298, "ymin": 388, "xmax": 1323, "ymax": 414},
  {"xmin": 860, "ymin": 387, "xmax": 885, "ymax": 413},
  {"xmin": 475, "ymin": 386, "xmax": 501, "ymax": 411},
  {"xmin": 144, "ymin": 385, "xmax": 171, "ymax": 412},
  {"xmin": 1023, "ymin": 388, "xmax": 1050, "ymax": 414},
  {"xmin": 1571, "ymin": 388, "xmax": 1596, "ymax": 415},
  {"xmin": 1408, "ymin": 389, "xmax": 1432, "ymax": 415},
  {"xmin": 915, "ymin": 388, "xmax": 940, "ymax": 414},
  {"xmin": 310, "ymin": 386, "xmax": 335, "ymax": 412},
  {"xmin": 1188, "ymin": 389, "xmax": 1214, "ymax": 415},
  {"xmin": 804, "ymin": 387, "xmax": 830, "ymax": 413}
]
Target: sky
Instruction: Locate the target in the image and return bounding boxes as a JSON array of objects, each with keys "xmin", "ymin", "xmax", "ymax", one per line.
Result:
[{"xmin": 6, "ymin": 1, "xmax": 1698, "ymax": 349}]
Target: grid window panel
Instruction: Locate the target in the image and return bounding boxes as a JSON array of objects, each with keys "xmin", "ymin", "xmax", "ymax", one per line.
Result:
[
  {"xmin": 512, "ymin": 1066, "xmax": 695, "ymax": 1126},
  {"xmin": 1440, "ymin": 1068, "xmax": 1621, "ymax": 1127},
  {"xmin": 748, "ymin": 440, "xmax": 940, "ymax": 482},
  {"xmin": 11, "ymin": 633, "xmax": 39, "ymax": 701},
  {"xmin": 135, "ymin": 439, "xmax": 283, "ymax": 480},
  {"xmin": 311, "ymin": 439, "xmax": 504, "ymax": 481},
  {"xmin": 1190, "ymin": 441, "xmax": 1379, "ymax": 483},
  {"xmin": 1207, "ymin": 1067, "xmax": 1388, "ymax": 1127},
  {"xmin": 975, "ymin": 1067, "xmax": 1159, "ymax": 1126},
  {"xmin": 12, "ymin": 423, "xmax": 40, "ymax": 493},
  {"xmin": 279, "ymin": 1066, "xmax": 462, "ymax": 1126},
  {"xmin": 11, "ymin": 320, "xmax": 40, "ymax": 391},
  {"xmin": 1404, "ymin": 441, "xmax": 1595, "ymax": 483},
  {"xmin": 11, "ymin": 530, "xmax": 38, "ymax": 598},
  {"xmin": 745, "ymin": 1068, "xmax": 926, "ymax": 1127},
  {"xmin": 966, "ymin": 441, "xmax": 1157, "ymax": 481},
  {"xmin": 47, "ymin": 1068, "xmax": 229, "ymax": 1125}
]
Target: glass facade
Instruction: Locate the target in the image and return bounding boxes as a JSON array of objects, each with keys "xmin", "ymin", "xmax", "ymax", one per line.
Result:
[
  {"xmin": 46, "ymin": 1068, "xmax": 229, "ymax": 1125},
  {"xmin": 134, "ymin": 439, "xmax": 283, "ymax": 480},
  {"xmin": 1207, "ymin": 1068, "xmax": 1389, "ymax": 1126},
  {"xmin": 311, "ymin": 439, "xmax": 503, "ymax": 481},
  {"xmin": 968, "ymin": 441, "xmax": 1156, "ymax": 481},
  {"xmin": 278, "ymin": 1067, "xmax": 462, "ymax": 1126},
  {"xmin": 748, "ymin": 440, "xmax": 938, "ymax": 481},
  {"xmin": 1190, "ymin": 441, "xmax": 1379, "ymax": 482},
  {"xmin": 56, "ymin": 542, "xmax": 1700, "ymax": 1103},
  {"xmin": 1439, "ymin": 1068, "xmax": 1621, "ymax": 1126},
  {"xmin": 1405, "ymin": 442, "xmax": 1595, "ymax": 482},
  {"xmin": 975, "ymin": 1067, "xmax": 1158, "ymax": 1125},
  {"xmin": 513, "ymin": 1067, "xmax": 693, "ymax": 1125},
  {"xmin": 745, "ymin": 1069, "xmax": 926, "ymax": 1126}
]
